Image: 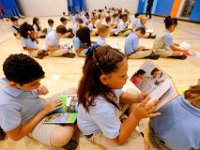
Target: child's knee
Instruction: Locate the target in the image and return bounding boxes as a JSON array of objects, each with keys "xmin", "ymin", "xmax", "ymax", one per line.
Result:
[{"xmin": 50, "ymin": 125, "xmax": 75, "ymax": 147}]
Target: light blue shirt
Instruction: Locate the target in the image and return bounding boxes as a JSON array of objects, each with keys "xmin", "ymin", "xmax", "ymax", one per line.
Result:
[
  {"xmin": 87, "ymin": 23, "xmax": 93, "ymax": 31},
  {"xmin": 0, "ymin": 78, "xmax": 45, "ymax": 131},
  {"xmin": 124, "ymin": 32, "xmax": 139, "ymax": 55},
  {"xmin": 73, "ymin": 36, "xmax": 84, "ymax": 51},
  {"xmin": 162, "ymin": 30, "xmax": 174, "ymax": 46},
  {"xmin": 21, "ymin": 37, "xmax": 38, "ymax": 49},
  {"xmin": 150, "ymin": 96, "xmax": 200, "ymax": 150},
  {"xmin": 97, "ymin": 36, "xmax": 106, "ymax": 46},
  {"xmin": 132, "ymin": 18, "xmax": 138, "ymax": 28},
  {"xmin": 117, "ymin": 19, "xmax": 126, "ymax": 33},
  {"xmin": 72, "ymin": 23, "xmax": 79, "ymax": 35},
  {"xmin": 45, "ymin": 30, "xmax": 59, "ymax": 48},
  {"xmin": 47, "ymin": 26, "xmax": 54, "ymax": 34},
  {"xmin": 77, "ymin": 89, "xmax": 123, "ymax": 139},
  {"xmin": 135, "ymin": 21, "xmax": 145, "ymax": 30}
]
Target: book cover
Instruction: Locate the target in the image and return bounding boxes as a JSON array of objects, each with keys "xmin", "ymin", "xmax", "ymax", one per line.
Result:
[
  {"xmin": 43, "ymin": 95, "xmax": 78, "ymax": 124},
  {"xmin": 130, "ymin": 61, "xmax": 179, "ymax": 110}
]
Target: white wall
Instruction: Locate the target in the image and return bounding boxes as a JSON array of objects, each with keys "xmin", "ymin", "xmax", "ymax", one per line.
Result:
[
  {"xmin": 17, "ymin": 0, "xmax": 68, "ymax": 17},
  {"xmin": 86, "ymin": 0, "xmax": 139, "ymax": 14}
]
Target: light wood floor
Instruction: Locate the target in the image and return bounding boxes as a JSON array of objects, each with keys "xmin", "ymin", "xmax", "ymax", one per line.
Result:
[{"xmin": 0, "ymin": 16, "xmax": 200, "ymax": 150}]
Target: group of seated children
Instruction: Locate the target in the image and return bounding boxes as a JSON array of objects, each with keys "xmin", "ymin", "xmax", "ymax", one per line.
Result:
[
  {"xmin": 1, "ymin": 46, "xmax": 199, "ymax": 149},
  {"xmin": 10, "ymin": 7, "xmax": 189, "ymax": 60}
]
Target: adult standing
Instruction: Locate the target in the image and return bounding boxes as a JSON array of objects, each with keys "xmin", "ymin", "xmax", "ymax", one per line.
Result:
[{"xmin": 146, "ymin": 0, "xmax": 154, "ymax": 19}]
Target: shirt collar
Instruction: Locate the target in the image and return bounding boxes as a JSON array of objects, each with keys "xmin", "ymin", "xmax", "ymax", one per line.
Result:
[{"xmin": 0, "ymin": 77, "xmax": 24, "ymax": 98}]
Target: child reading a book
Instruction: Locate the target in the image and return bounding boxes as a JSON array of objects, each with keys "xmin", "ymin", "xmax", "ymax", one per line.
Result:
[
  {"xmin": 77, "ymin": 45, "xmax": 160, "ymax": 149},
  {"xmin": 153, "ymin": 16, "xmax": 188, "ymax": 60},
  {"xmin": 73, "ymin": 27, "xmax": 91, "ymax": 57},
  {"xmin": 149, "ymin": 81, "xmax": 200, "ymax": 150},
  {"xmin": 20, "ymin": 22, "xmax": 48, "ymax": 59},
  {"xmin": 0, "ymin": 54, "xmax": 77, "ymax": 149}
]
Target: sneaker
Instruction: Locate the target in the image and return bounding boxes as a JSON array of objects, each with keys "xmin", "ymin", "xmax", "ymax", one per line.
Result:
[
  {"xmin": 0, "ymin": 127, "xmax": 5, "ymax": 140},
  {"xmin": 146, "ymin": 52, "xmax": 160, "ymax": 60},
  {"xmin": 168, "ymin": 55, "xmax": 187, "ymax": 60},
  {"xmin": 62, "ymin": 53, "xmax": 76, "ymax": 58},
  {"xmin": 62, "ymin": 139, "xmax": 78, "ymax": 150},
  {"xmin": 36, "ymin": 54, "xmax": 44, "ymax": 59},
  {"xmin": 150, "ymin": 35, "xmax": 157, "ymax": 39}
]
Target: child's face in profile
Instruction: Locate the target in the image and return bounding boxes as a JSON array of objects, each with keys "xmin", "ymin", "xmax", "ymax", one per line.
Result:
[
  {"xmin": 139, "ymin": 73, "xmax": 146, "ymax": 80},
  {"xmin": 14, "ymin": 78, "xmax": 42, "ymax": 91},
  {"xmin": 13, "ymin": 20, "xmax": 19, "ymax": 26},
  {"xmin": 169, "ymin": 24, "xmax": 177, "ymax": 33},
  {"xmin": 102, "ymin": 58, "xmax": 128, "ymax": 89},
  {"xmin": 100, "ymin": 29, "xmax": 109, "ymax": 38},
  {"xmin": 153, "ymin": 71, "xmax": 162, "ymax": 78}
]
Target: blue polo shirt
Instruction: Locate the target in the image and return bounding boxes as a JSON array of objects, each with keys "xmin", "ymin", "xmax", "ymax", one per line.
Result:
[
  {"xmin": 135, "ymin": 21, "xmax": 145, "ymax": 30},
  {"xmin": 150, "ymin": 96, "xmax": 200, "ymax": 150},
  {"xmin": 73, "ymin": 36, "xmax": 85, "ymax": 51},
  {"xmin": 0, "ymin": 78, "xmax": 45, "ymax": 131},
  {"xmin": 97, "ymin": 36, "xmax": 106, "ymax": 46},
  {"xmin": 77, "ymin": 89, "xmax": 123, "ymax": 139},
  {"xmin": 21, "ymin": 37, "xmax": 38, "ymax": 49},
  {"xmin": 45, "ymin": 30, "xmax": 59, "ymax": 48},
  {"xmin": 124, "ymin": 32, "xmax": 139, "ymax": 55},
  {"xmin": 162, "ymin": 30, "xmax": 174, "ymax": 46}
]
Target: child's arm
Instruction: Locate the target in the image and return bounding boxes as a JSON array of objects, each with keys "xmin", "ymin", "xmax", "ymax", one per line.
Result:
[
  {"xmin": 5, "ymin": 100, "xmax": 62, "ymax": 141},
  {"xmin": 113, "ymin": 96, "xmax": 160, "ymax": 144},
  {"xmin": 170, "ymin": 45, "xmax": 188, "ymax": 52},
  {"xmin": 120, "ymin": 92, "xmax": 148, "ymax": 104}
]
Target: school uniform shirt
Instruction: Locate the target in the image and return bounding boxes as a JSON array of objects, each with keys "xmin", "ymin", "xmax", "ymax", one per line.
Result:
[
  {"xmin": 124, "ymin": 32, "xmax": 139, "ymax": 55},
  {"xmin": 73, "ymin": 36, "xmax": 85, "ymax": 50},
  {"xmin": 97, "ymin": 36, "xmax": 106, "ymax": 46},
  {"xmin": 72, "ymin": 23, "xmax": 79, "ymax": 35},
  {"xmin": 45, "ymin": 30, "xmax": 59, "ymax": 48},
  {"xmin": 87, "ymin": 23, "xmax": 94, "ymax": 31},
  {"xmin": 153, "ymin": 30, "xmax": 174, "ymax": 51},
  {"xmin": 33, "ymin": 24, "xmax": 41, "ymax": 32},
  {"xmin": 0, "ymin": 78, "xmax": 45, "ymax": 131},
  {"xmin": 150, "ymin": 96, "xmax": 200, "ymax": 150},
  {"xmin": 77, "ymin": 89, "xmax": 124, "ymax": 139},
  {"xmin": 21, "ymin": 37, "xmax": 38, "ymax": 49},
  {"xmin": 11, "ymin": 25, "xmax": 19, "ymax": 36},
  {"xmin": 135, "ymin": 21, "xmax": 145, "ymax": 30},
  {"xmin": 102, "ymin": 19, "xmax": 109, "ymax": 26},
  {"xmin": 132, "ymin": 18, "xmax": 138, "ymax": 28},
  {"xmin": 47, "ymin": 25, "xmax": 54, "ymax": 34},
  {"xmin": 117, "ymin": 19, "xmax": 126, "ymax": 33}
]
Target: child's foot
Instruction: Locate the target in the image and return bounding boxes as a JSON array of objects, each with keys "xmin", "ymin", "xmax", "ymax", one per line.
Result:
[
  {"xmin": 168, "ymin": 55, "xmax": 187, "ymax": 60},
  {"xmin": 0, "ymin": 128, "xmax": 5, "ymax": 140},
  {"xmin": 62, "ymin": 53, "xmax": 76, "ymax": 58},
  {"xmin": 62, "ymin": 139, "xmax": 78, "ymax": 150},
  {"xmin": 146, "ymin": 52, "xmax": 160, "ymax": 60},
  {"xmin": 36, "ymin": 54, "xmax": 45, "ymax": 59}
]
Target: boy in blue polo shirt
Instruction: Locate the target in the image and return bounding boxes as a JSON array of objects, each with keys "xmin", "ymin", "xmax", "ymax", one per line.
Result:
[
  {"xmin": 97, "ymin": 24, "xmax": 109, "ymax": 46},
  {"xmin": 124, "ymin": 27, "xmax": 159, "ymax": 59},
  {"xmin": 0, "ymin": 54, "xmax": 77, "ymax": 149},
  {"xmin": 150, "ymin": 82, "xmax": 200, "ymax": 150}
]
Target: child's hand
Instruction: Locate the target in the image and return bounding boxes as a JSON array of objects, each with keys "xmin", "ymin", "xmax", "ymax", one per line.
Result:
[
  {"xmin": 136, "ymin": 92, "xmax": 148, "ymax": 103},
  {"xmin": 130, "ymin": 96, "xmax": 161, "ymax": 120},
  {"xmin": 42, "ymin": 100, "xmax": 62, "ymax": 115},
  {"xmin": 37, "ymin": 86, "xmax": 49, "ymax": 95}
]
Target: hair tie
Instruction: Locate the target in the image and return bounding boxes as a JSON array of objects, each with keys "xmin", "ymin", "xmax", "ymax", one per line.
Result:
[{"xmin": 85, "ymin": 43, "xmax": 100, "ymax": 57}]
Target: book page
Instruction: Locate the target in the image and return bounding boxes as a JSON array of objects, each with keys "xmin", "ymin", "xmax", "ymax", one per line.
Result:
[{"xmin": 130, "ymin": 61, "xmax": 179, "ymax": 110}]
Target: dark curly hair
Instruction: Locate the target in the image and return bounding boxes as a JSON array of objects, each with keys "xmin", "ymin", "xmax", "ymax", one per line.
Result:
[
  {"xmin": 3, "ymin": 54, "xmax": 45, "ymax": 85},
  {"xmin": 19, "ymin": 22, "xmax": 35, "ymax": 39}
]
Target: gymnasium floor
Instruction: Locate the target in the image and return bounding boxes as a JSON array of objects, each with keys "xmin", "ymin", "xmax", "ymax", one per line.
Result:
[{"xmin": 0, "ymin": 16, "xmax": 200, "ymax": 150}]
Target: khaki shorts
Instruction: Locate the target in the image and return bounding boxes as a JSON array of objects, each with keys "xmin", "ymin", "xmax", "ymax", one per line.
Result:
[
  {"xmin": 28, "ymin": 50, "xmax": 39, "ymax": 57},
  {"xmin": 29, "ymin": 88, "xmax": 77, "ymax": 145},
  {"xmin": 88, "ymin": 130, "xmax": 145, "ymax": 150},
  {"xmin": 77, "ymin": 49, "xmax": 88, "ymax": 57},
  {"xmin": 154, "ymin": 47, "xmax": 173, "ymax": 57},
  {"xmin": 128, "ymin": 50, "xmax": 152, "ymax": 59},
  {"xmin": 49, "ymin": 49, "xmax": 67, "ymax": 57}
]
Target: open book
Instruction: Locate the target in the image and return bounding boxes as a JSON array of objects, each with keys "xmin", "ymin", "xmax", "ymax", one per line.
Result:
[
  {"xmin": 43, "ymin": 95, "xmax": 78, "ymax": 124},
  {"xmin": 130, "ymin": 61, "xmax": 179, "ymax": 110}
]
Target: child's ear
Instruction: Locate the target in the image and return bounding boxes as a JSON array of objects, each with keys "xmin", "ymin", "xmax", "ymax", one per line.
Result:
[
  {"xmin": 99, "ymin": 75, "xmax": 109, "ymax": 85},
  {"xmin": 8, "ymin": 81, "xmax": 18, "ymax": 88}
]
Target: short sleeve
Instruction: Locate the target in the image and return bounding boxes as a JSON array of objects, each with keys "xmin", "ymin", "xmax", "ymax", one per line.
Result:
[
  {"xmin": 12, "ymin": 27, "xmax": 18, "ymax": 34},
  {"xmin": 90, "ymin": 101, "xmax": 120, "ymax": 139},
  {"xmin": 33, "ymin": 25, "xmax": 38, "ymax": 32},
  {"xmin": 73, "ymin": 37, "xmax": 81, "ymax": 50},
  {"xmin": 21, "ymin": 38, "xmax": 27, "ymax": 48},
  {"xmin": 0, "ymin": 105, "xmax": 22, "ymax": 131},
  {"xmin": 46, "ymin": 37, "xmax": 56, "ymax": 47},
  {"xmin": 162, "ymin": 34, "xmax": 174, "ymax": 46}
]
